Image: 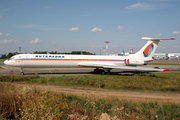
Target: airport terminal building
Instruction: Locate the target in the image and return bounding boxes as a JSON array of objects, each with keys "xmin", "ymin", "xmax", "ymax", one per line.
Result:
[
  {"xmin": 118, "ymin": 52, "xmax": 180, "ymax": 60},
  {"xmin": 153, "ymin": 53, "xmax": 180, "ymax": 60}
]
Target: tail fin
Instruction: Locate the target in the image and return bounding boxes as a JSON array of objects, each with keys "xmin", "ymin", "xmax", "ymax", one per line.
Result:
[{"xmin": 134, "ymin": 37, "xmax": 175, "ymax": 59}]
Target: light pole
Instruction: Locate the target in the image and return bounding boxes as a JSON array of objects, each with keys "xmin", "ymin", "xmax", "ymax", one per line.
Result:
[
  {"xmin": 103, "ymin": 47, "xmax": 106, "ymax": 55},
  {"xmin": 105, "ymin": 41, "xmax": 110, "ymax": 55},
  {"xmin": 19, "ymin": 47, "xmax": 21, "ymax": 53}
]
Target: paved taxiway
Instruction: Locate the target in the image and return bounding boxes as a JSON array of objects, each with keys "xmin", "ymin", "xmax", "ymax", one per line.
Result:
[{"xmin": 0, "ymin": 62, "xmax": 180, "ymax": 75}]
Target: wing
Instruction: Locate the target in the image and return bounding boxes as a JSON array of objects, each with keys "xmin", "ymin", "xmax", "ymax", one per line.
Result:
[{"xmin": 78, "ymin": 62, "xmax": 170, "ymax": 72}]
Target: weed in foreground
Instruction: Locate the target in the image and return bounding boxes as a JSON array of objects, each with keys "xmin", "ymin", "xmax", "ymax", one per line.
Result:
[
  {"xmin": 20, "ymin": 91, "xmax": 69, "ymax": 119},
  {"xmin": 1, "ymin": 82, "xmax": 180, "ymax": 119},
  {"xmin": 0, "ymin": 75, "xmax": 39, "ymax": 82},
  {"xmin": 0, "ymin": 82, "xmax": 33, "ymax": 119}
]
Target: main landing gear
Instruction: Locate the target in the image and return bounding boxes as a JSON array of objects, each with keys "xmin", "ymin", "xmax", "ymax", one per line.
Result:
[
  {"xmin": 20, "ymin": 68, "xmax": 24, "ymax": 75},
  {"xmin": 93, "ymin": 68, "xmax": 112, "ymax": 75}
]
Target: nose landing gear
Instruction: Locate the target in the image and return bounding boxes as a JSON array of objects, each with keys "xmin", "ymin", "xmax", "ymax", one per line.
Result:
[{"xmin": 20, "ymin": 68, "xmax": 24, "ymax": 75}]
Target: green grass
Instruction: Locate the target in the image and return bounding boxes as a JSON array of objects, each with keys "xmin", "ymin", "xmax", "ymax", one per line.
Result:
[
  {"xmin": 30, "ymin": 73, "xmax": 180, "ymax": 92},
  {"xmin": 1, "ymin": 82, "xmax": 180, "ymax": 119},
  {"xmin": 1, "ymin": 73, "xmax": 180, "ymax": 92},
  {"xmin": 0, "ymin": 59, "xmax": 5, "ymax": 62},
  {"xmin": 0, "ymin": 75, "xmax": 39, "ymax": 82}
]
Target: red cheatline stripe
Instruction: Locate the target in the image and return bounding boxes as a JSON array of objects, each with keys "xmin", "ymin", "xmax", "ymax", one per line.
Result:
[
  {"xmin": 12, "ymin": 59, "xmax": 124, "ymax": 62},
  {"xmin": 163, "ymin": 69, "xmax": 171, "ymax": 71}
]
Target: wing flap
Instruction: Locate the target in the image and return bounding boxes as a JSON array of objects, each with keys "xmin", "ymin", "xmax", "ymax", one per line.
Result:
[
  {"xmin": 104, "ymin": 65, "xmax": 170, "ymax": 72},
  {"xmin": 78, "ymin": 62, "xmax": 112, "ymax": 68},
  {"xmin": 78, "ymin": 62, "xmax": 170, "ymax": 72}
]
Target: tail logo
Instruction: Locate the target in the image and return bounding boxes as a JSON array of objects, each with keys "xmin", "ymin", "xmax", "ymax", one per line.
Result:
[{"xmin": 143, "ymin": 42, "xmax": 154, "ymax": 57}]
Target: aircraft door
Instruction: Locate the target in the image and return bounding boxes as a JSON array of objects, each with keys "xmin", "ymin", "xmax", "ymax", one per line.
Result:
[{"xmin": 24, "ymin": 56, "xmax": 29, "ymax": 66}]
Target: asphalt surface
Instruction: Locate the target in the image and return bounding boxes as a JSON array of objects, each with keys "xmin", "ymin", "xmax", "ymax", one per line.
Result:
[{"xmin": 0, "ymin": 62, "xmax": 180, "ymax": 76}]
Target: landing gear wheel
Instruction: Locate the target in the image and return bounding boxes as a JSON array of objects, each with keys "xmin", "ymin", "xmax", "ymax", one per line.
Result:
[
  {"xmin": 94, "ymin": 68, "xmax": 99, "ymax": 74},
  {"xmin": 20, "ymin": 68, "xmax": 24, "ymax": 75},
  {"xmin": 20, "ymin": 72, "xmax": 24, "ymax": 75},
  {"xmin": 94, "ymin": 68, "xmax": 112, "ymax": 75},
  {"xmin": 102, "ymin": 71, "xmax": 106, "ymax": 75},
  {"xmin": 107, "ymin": 71, "xmax": 111, "ymax": 75}
]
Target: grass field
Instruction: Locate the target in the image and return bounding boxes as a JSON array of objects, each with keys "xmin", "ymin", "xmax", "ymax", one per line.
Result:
[
  {"xmin": 0, "ymin": 81, "xmax": 180, "ymax": 119},
  {"xmin": 0, "ymin": 59, "xmax": 5, "ymax": 62},
  {"xmin": 0, "ymin": 73, "xmax": 180, "ymax": 119},
  {"xmin": 1, "ymin": 73, "xmax": 179, "ymax": 92}
]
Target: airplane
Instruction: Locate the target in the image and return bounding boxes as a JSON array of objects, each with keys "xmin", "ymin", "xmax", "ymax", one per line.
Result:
[{"xmin": 4, "ymin": 37, "xmax": 175, "ymax": 75}]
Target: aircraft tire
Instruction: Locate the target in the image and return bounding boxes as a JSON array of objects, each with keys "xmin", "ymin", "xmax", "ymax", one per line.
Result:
[
  {"xmin": 20, "ymin": 72, "xmax": 24, "ymax": 75},
  {"xmin": 94, "ymin": 68, "xmax": 99, "ymax": 74},
  {"xmin": 102, "ymin": 71, "xmax": 106, "ymax": 75},
  {"xmin": 107, "ymin": 71, "xmax": 111, "ymax": 75}
]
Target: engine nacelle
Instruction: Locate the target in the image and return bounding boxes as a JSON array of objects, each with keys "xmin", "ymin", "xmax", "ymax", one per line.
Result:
[{"xmin": 124, "ymin": 59, "xmax": 146, "ymax": 66}]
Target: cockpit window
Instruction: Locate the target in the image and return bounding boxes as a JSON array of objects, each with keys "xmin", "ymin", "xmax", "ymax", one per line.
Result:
[{"xmin": 8, "ymin": 57, "xmax": 14, "ymax": 60}]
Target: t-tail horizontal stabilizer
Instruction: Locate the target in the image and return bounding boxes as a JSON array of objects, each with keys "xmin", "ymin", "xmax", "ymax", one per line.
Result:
[
  {"xmin": 141, "ymin": 37, "xmax": 175, "ymax": 41},
  {"xmin": 134, "ymin": 37, "xmax": 175, "ymax": 59}
]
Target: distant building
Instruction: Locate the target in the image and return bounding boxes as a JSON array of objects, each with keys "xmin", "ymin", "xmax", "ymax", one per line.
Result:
[
  {"xmin": 117, "ymin": 52, "xmax": 180, "ymax": 60},
  {"xmin": 119, "ymin": 52, "xmax": 130, "ymax": 56},
  {"xmin": 153, "ymin": 53, "xmax": 168, "ymax": 60},
  {"xmin": 129, "ymin": 48, "xmax": 134, "ymax": 54},
  {"xmin": 153, "ymin": 53, "xmax": 180, "ymax": 60},
  {"xmin": 168, "ymin": 53, "xmax": 180, "ymax": 60}
]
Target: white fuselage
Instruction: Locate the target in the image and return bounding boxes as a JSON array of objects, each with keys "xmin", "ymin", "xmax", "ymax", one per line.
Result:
[
  {"xmin": 4, "ymin": 54, "xmax": 147, "ymax": 68},
  {"xmin": 4, "ymin": 37, "xmax": 174, "ymax": 73}
]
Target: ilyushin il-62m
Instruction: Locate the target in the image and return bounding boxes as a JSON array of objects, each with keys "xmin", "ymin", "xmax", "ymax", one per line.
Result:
[{"xmin": 4, "ymin": 37, "xmax": 175, "ymax": 75}]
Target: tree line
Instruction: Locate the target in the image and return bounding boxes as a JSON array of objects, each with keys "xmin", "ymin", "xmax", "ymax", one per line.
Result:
[{"xmin": 2, "ymin": 51, "xmax": 96, "ymax": 59}]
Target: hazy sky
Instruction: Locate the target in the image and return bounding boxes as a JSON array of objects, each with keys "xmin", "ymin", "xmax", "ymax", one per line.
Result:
[{"xmin": 0, "ymin": 0, "xmax": 180, "ymax": 54}]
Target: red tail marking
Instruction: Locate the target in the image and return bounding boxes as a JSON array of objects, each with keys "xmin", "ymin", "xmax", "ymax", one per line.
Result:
[
  {"xmin": 124, "ymin": 59, "xmax": 126, "ymax": 64},
  {"xmin": 127, "ymin": 59, "xmax": 129, "ymax": 64},
  {"xmin": 163, "ymin": 69, "xmax": 171, "ymax": 71},
  {"xmin": 143, "ymin": 42, "xmax": 154, "ymax": 57}
]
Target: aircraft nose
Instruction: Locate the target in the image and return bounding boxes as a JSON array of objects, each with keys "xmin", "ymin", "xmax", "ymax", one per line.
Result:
[{"xmin": 4, "ymin": 60, "xmax": 8, "ymax": 65}]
